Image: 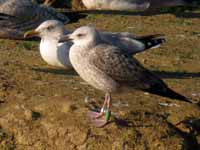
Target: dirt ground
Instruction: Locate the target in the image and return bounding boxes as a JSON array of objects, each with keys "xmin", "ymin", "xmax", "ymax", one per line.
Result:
[{"xmin": 0, "ymin": 9, "xmax": 200, "ymax": 150}]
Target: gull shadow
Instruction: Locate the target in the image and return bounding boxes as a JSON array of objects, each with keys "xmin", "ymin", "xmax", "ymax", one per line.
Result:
[
  {"xmin": 175, "ymin": 12, "xmax": 200, "ymax": 18},
  {"xmin": 67, "ymin": 7, "xmax": 200, "ymax": 19},
  {"xmin": 31, "ymin": 68, "xmax": 200, "ymax": 79},
  {"xmin": 114, "ymin": 118, "xmax": 132, "ymax": 127},
  {"xmin": 152, "ymin": 71, "xmax": 200, "ymax": 79},
  {"xmin": 31, "ymin": 67, "xmax": 78, "ymax": 76},
  {"xmin": 176, "ymin": 117, "xmax": 200, "ymax": 134},
  {"xmin": 168, "ymin": 120, "xmax": 200, "ymax": 149}
]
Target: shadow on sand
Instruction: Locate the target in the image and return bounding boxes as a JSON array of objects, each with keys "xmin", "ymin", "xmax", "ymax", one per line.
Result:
[
  {"xmin": 31, "ymin": 67, "xmax": 78, "ymax": 76},
  {"xmin": 152, "ymin": 71, "xmax": 200, "ymax": 79},
  {"xmin": 31, "ymin": 67, "xmax": 200, "ymax": 79}
]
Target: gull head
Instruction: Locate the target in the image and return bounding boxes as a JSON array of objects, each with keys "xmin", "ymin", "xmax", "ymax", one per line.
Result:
[
  {"xmin": 24, "ymin": 20, "xmax": 65, "ymax": 40},
  {"xmin": 62, "ymin": 26, "xmax": 101, "ymax": 47}
]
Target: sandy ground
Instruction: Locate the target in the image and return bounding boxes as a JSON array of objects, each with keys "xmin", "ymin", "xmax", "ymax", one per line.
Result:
[{"xmin": 0, "ymin": 9, "xmax": 200, "ymax": 150}]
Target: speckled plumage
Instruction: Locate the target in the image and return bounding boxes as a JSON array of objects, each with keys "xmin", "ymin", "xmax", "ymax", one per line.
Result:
[
  {"xmin": 90, "ymin": 44, "xmax": 165, "ymax": 89},
  {"xmin": 68, "ymin": 26, "xmax": 191, "ymax": 127},
  {"xmin": 69, "ymin": 26, "xmax": 191, "ymax": 102},
  {"xmin": 71, "ymin": 43, "xmax": 166, "ymax": 93},
  {"xmin": 0, "ymin": 0, "xmax": 69, "ymax": 39}
]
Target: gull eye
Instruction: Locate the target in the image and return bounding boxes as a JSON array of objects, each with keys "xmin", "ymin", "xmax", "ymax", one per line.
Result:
[
  {"xmin": 47, "ymin": 25, "xmax": 54, "ymax": 31},
  {"xmin": 77, "ymin": 34, "xmax": 83, "ymax": 37}
]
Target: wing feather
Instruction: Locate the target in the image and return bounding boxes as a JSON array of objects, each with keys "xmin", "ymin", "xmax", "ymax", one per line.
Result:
[{"xmin": 89, "ymin": 44, "xmax": 166, "ymax": 90}]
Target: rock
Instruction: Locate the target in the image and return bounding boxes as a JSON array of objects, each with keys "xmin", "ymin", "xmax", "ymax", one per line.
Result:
[{"xmin": 24, "ymin": 109, "xmax": 41, "ymax": 121}]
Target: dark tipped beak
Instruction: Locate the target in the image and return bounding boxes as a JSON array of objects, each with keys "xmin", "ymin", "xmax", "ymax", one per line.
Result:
[
  {"xmin": 24, "ymin": 30, "xmax": 39, "ymax": 38},
  {"xmin": 59, "ymin": 35, "xmax": 73, "ymax": 43}
]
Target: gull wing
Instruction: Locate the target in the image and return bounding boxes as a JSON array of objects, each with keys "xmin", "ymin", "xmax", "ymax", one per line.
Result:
[
  {"xmin": 89, "ymin": 44, "xmax": 190, "ymax": 102},
  {"xmin": 100, "ymin": 31, "xmax": 165, "ymax": 55},
  {"xmin": 89, "ymin": 44, "xmax": 165, "ymax": 90}
]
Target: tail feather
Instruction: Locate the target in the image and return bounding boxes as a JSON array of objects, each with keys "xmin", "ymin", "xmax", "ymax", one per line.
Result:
[
  {"xmin": 136, "ymin": 34, "xmax": 164, "ymax": 40},
  {"xmin": 146, "ymin": 87, "xmax": 191, "ymax": 103},
  {"xmin": 136, "ymin": 34, "xmax": 166, "ymax": 50},
  {"xmin": 145, "ymin": 38, "xmax": 165, "ymax": 49}
]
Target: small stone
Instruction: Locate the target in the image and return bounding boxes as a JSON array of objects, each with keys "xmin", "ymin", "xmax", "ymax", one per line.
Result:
[{"xmin": 24, "ymin": 109, "xmax": 41, "ymax": 121}]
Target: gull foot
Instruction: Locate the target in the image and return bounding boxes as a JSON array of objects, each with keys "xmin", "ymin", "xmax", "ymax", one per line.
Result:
[
  {"xmin": 92, "ymin": 118, "xmax": 108, "ymax": 128},
  {"xmin": 88, "ymin": 110, "xmax": 111, "ymax": 128},
  {"xmin": 88, "ymin": 111, "xmax": 103, "ymax": 119}
]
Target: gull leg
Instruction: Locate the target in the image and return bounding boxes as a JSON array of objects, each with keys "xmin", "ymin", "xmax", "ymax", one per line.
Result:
[
  {"xmin": 105, "ymin": 92, "xmax": 112, "ymax": 122},
  {"xmin": 88, "ymin": 92, "xmax": 112, "ymax": 127},
  {"xmin": 88, "ymin": 94, "xmax": 107, "ymax": 119}
]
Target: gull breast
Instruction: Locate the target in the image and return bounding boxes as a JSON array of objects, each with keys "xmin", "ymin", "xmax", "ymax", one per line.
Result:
[{"xmin": 69, "ymin": 45, "xmax": 119, "ymax": 92}]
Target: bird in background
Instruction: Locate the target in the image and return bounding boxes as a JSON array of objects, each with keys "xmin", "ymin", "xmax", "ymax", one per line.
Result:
[
  {"xmin": 24, "ymin": 20, "xmax": 165, "ymax": 69},
  {"xmin": 61, "ymin": 26, "xmax": 192, "ymax": 127},
  {"xmin": 80, "ymin": 0, "xmax": 198, "ymax": 11},
  {"xmin": 0, "ymin": 0, "xmax": 69, "ymax": 40}
]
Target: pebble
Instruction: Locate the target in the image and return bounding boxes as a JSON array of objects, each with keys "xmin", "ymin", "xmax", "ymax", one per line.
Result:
[{"xmin": 24, "ymin": 109, "xmax": 41, "ymax": 121}]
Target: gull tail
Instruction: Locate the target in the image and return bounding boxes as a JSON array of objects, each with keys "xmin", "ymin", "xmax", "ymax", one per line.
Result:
[
  {"xmin": 137, "ymin": 34, "xmax": 166, "ymax": 50},
  {"xmin": 146, "ymin": 87, "xmax": 192, "ymax": 103}
]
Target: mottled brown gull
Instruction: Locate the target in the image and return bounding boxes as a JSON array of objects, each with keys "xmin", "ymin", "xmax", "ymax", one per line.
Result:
[
  {"xmin": 62, "ymin": 26, "xmax": 191, "ymax": 127},
  {"xmin": 0, "ymin": 0, "xmax": 69, "ymax": 40},
  {"xmin": 24, "ymin": 20, "xmax": 165, "ymax": 69}
]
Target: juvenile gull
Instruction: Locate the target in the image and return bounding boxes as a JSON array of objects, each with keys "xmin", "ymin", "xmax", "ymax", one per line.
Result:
[
  {"xmin": 24, "ymin": 20, "xmax": 165, "ymax": 69},
  {"xmin": 63, "ymin": 26, "xmax": 191, "ymax": 127},
  {"xmin": 81, "ymin": 0, "xmax": 197, "ymax": 11},
  {"xmin": 0, "ymin": 0, "xmax": 69, "ymax": 40}
]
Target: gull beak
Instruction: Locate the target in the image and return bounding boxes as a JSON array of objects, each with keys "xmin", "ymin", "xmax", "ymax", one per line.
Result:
[
  {"xmin": 24, "ymin": 30, "xmax": 39, "ymax": 38},
  {"xmin": 59, "ymin": 34, "xmax": 73, "ymax": 43}
]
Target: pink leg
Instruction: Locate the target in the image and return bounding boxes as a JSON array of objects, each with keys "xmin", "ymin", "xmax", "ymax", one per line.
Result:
[
  {"xmin": 88, "ymin": 95, "xmax": 108, "ymax": 119},
  {"xmin": 88, "ymin": 93, "xmax": 112, "ymax": 128}
]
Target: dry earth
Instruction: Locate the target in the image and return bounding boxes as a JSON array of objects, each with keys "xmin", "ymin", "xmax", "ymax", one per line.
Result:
[{"xmin": 0, "ymin": 9, "xmax": 200, "ymax": 150}]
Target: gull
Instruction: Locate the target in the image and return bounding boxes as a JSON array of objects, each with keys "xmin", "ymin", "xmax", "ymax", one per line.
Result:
[
  {"xmin": 24, "ymin": 20, "xmax": 72, "ymax": 69},
  {"xmin": 81, "ymin": 0, "xmax": 197, "ymax": 11},
  {"xmin": 62, "ymin": 26, "xmax": 191, "ymax": 127},
  {"xmin": 24, "ymin": 20, "xmax": 165, "ymax": 69},
  {"xmin": 0, "ymin": 0, "xmax": 69, "ymax": 40}
]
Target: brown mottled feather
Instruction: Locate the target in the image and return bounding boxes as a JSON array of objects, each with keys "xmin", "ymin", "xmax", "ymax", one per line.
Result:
[
  {"xmin": 89, "ymin": 44, "xmax": 166, "ymax": 90},
  {"xmin": 87, "ymin": 43, "xmax": 190, "ymax": 102}
]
